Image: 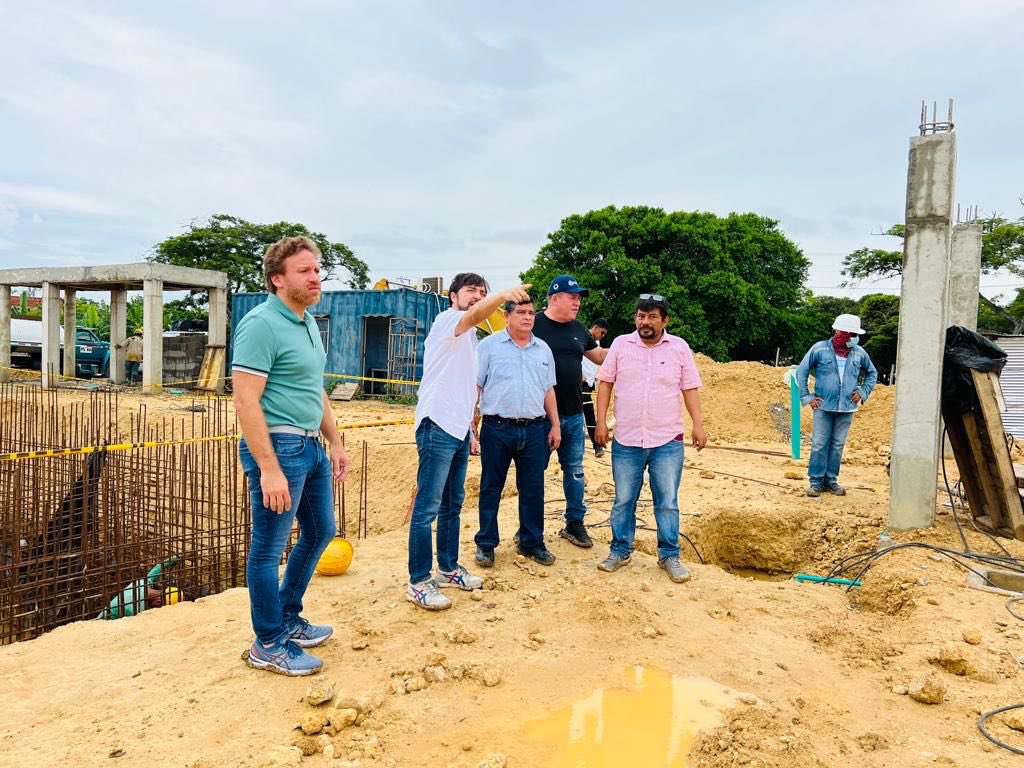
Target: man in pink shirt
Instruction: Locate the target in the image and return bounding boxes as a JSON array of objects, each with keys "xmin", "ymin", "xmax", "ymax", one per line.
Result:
[{"xmin": 594, "ymin": 294, "xmax": 706, "ymax": 583}]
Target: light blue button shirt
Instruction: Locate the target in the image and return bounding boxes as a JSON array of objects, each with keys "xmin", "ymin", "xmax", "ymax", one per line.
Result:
[{"xmin": 476, "ymin": 330, "xmax": 556, "ymax": 419}]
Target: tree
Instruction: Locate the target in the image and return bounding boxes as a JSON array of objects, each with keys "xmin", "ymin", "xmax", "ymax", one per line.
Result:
[
  {"xmin": 149, "ymin": 214, "xmax": 369, "ymax": 309},
  {"xmin": 521, "ymin": 206, "xmax": 810, "ymax": 361},
  {"xmin": 857, "ymin": 293, "xmax": 900, "ymax": 374}
]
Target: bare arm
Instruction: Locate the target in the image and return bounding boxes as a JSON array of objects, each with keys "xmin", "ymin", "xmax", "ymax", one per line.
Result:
[
  {"xmin": 544, "ymin": 388, "xmax": 561, "ymax": 449},
  {"xmin": 233, "ymin": 371, "xmax": 291, "ymax": 513},
  {"xmin": 682, "ymin": 388, "xmax": 706, "ymax": 450},
  {"xmin": 320, "ymin": 392, "xmax": 350, "ymax": 481},
  {"xmin": 454, "ymin": 283, "xmax": 533, "ymax": 336},
  {"xmin": 583, "ymin": 346, "xmax": 608, "ymax": 364},
  {"xmin": 594, "ymin": 379, "xmax": 613, "ymax": 447}
]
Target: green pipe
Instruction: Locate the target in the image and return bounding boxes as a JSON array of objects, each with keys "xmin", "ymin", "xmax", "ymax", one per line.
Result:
[
  {"xmin": 793, "ymin": 573, "xmax": 862, "ymax": 587},
  {"xmin": 789, "ymin": 371, "xmax": 801, "ymax": 460}
]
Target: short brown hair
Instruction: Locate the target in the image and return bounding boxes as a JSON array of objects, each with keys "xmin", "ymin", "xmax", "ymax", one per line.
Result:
[{"xmin": 263, "ymin": 236, "xmax": 321, "ymax": 293}]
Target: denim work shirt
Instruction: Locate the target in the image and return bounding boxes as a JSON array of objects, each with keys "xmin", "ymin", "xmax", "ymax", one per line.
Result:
[
  {"xmin": 796, "ymin": 339, "xmax": 878, "ymax": 413},
  {"xmin": 476, "ymin": 330, "xmax": 556, "ymax": 419}
]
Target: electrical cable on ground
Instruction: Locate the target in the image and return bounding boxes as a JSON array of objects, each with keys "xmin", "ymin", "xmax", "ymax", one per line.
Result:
[{"xmin": 977, "ymin": 703, "xmax": 1024, "ymax": 755}]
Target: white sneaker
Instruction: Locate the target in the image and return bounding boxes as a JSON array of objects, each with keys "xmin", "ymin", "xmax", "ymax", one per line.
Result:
[
  {"xmin": 436, "ymin": 563, "xmax": 484, "ymax": 591},
  {"xmin": 406, "ymin": 579, "xmax": 452, "ymax": 611}
]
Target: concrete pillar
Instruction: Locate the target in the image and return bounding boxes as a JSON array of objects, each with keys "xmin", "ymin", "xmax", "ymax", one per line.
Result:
[
  {"xmin": 888, "ymin": 132, "xmax": 957, "ymax": 531},
  {"xmin": 41, "ymin": 282, "xmax": 61, "ymax": 389},
  {"xmin": 62, "ymin": 288, "xmax": 77, "ymax": 379},
  {"xmin": 109, "ymin": 288, "xmax": 127, "ymax": 384},
  {"xmin": 947, "ymin": 223, "xmax": 983, "ymax": 330},
  {"xmin": 142, "ymin": 279, "xmax": 163, "ymax": 395},
  {"xmin": 0, "ymin": 286, "xmax": 10, "ymax": 383},
  {"xmin": 208, "ymin": 287, "xmax": 228, "ymax": 394}
]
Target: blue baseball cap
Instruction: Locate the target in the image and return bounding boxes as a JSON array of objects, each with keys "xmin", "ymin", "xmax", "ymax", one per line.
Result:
[{"xmin": 547, "ymin": 274, "xmax": 589, "ymax": 296}]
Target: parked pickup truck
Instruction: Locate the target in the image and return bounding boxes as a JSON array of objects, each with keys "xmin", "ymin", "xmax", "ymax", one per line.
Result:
[{"xmin": 9, "ymin": 318, "xmax": 110, "ymax": 377}]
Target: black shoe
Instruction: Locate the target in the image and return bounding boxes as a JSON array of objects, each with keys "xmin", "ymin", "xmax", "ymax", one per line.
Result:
[
  {"xmin": 594, "ymin": 446, "xmax": 606, "ymax": 458},
  {"xmin": 475, "ymin": 545, "xmax": 495, "ymax": 568},
  {"xmin": 827, "ymin": 482, "xmax": 846, "ymax": 496},
  {"xmin": 806, "ymin": 484, "xmax": 823, "ymax": 498},
  {"xmin": 517, "ymin": 545, "xmax": 556, "ymax": 566},
  {"xmin": 559, "ymin": 520, "xmax": 593, "ymax": 548}
]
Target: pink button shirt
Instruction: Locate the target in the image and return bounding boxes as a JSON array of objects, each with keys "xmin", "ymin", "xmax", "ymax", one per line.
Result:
[{"xmin": 597, "ymin": 331, "xmax": 702, "ymax": 448}]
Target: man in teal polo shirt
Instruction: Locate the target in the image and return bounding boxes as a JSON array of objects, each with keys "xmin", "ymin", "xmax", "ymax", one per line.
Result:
[{"xmin": 233, "ymin": 235, "xmax": 350, "ymax": 676}]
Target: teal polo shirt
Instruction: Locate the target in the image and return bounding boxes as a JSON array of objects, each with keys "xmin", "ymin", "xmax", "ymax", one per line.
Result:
[{"xmin": 232, "ymin": 293, "xmax": 327, "ymax": 430}]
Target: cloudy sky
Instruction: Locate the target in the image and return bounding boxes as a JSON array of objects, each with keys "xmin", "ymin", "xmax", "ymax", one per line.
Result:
[{"xmin": 1, "ymin": 0, "xmax": 1022, "ymax": 302}]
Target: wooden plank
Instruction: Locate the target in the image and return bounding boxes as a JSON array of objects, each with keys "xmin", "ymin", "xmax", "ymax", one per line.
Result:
[
  {"xmin": 196, "ymin": 345, "xmax": 226, "ymax": 392},
  {"xmin": 971, "ymin": 369, "xmax": 1024, "ymax": 539},
  {"xmin": 1014, "ymin": 463, "xmax": 1024, "ymax": 489},
  {"xmin": 948, "ymin": 408, "xmax": 1006, "ymax": 531},
  {"xmin": 329, "ymin": 383, "xmax": 360, "ymax": 401}
]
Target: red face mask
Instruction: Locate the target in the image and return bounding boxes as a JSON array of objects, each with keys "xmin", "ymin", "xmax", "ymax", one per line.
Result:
[{"xmin": 832, "ymin": 331, "xmax": 852, "ymax": 358}]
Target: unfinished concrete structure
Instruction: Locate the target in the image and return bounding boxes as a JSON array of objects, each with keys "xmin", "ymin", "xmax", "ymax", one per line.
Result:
[
  {"xmin": 889, "ymin": 101, "xmax": 962, "ymax": 530},
  {"xmin": 947, "ymin": 219, "xmax": 984, "ymax": 330},
  {"xmin": 0, "ymin": 264, "xmax": 228, "ymax": 394}
]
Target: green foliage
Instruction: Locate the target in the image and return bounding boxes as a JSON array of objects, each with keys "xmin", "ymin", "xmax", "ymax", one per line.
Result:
[
  {"xmin": 979, "ymin": 215, "xmax": 1024, "ymax": 275},
  {"xmin": 521, "ymin": 206, "xmax": 809, "ymax": 361},
  {"xmin": 858, "ymin": 294, "xmax": 900, "ymax": 373},
  {"xmin": 149, "ymin": 214, "xmax": 369, "ymax": 309}
]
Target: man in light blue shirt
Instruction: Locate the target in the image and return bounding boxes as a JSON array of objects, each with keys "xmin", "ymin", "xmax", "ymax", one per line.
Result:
[
  {"xmin": 796, "ymin": 313, "xmax": 878, "ymax": 497},
  {"xmin": 474, "ymin": 298, "xmax": 561, "ymax": 568}
]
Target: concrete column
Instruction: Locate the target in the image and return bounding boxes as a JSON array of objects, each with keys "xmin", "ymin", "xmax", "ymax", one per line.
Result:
[
  {"xmin": 41, "ymin": 282, "xmax": 61, "ymax": 389},
  {"xmin": 208, "ymin": 287, "xmax": 228, "ymax": 394},
  {"xmin": 109, "ymin": 288, "xmax": 127, "ymax": 384},
  {"xmin": 889, "ymin": 132, "xmax": 957, "ymax": 531},
  {"xmin": 62, "ymin": 288, "xmax": 77, "ymax": 379},
  {"xmin": 142, "ymin": 279, "xmax": 163, "ymax": 395},
  {"xmin": 947, "ymin": 223, "xmax": 983, "ymax": 330},
  {"xmin": 0, "ymin": 286, "xmax": 10, "ymax": 383}
]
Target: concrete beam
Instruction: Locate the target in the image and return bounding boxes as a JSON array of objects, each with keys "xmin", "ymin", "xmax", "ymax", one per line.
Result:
[
  {"xmin": 109, "ymin": 288, "xmax": 127, "ymax": 384},
  {"xmin": 41, "ymin": 282, "xmax": 61, "ymax": 389},
  {"xmin": 63, "ymin": 288, "xmax": 77, "ymax": 379},
  {"xmin": 142, "ymin": 278, "xmax": 163, "ymax": 394},
  {"xmin": 0, "ymin": 263, "xmax": 228, "ymax": 292},
  {"xmin": 0, "ymin": 286, "xmax": 10, "ymax": 383},
  {"xmin": 208, "ymin": 287, "xmax": 228, "ymax": 394},
  {"xmin": 947, "ymin": 223, "xmax": 983, "ymax": 330},
  {"xmin": 889, "ymin": 132, "xmax": 957, "ymax": 531}
]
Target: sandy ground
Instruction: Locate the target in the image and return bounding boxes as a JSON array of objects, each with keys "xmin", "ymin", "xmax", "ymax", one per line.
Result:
[{"xmin": 2, "ymin": 357, "xmax": 1024, "ymax": 768}]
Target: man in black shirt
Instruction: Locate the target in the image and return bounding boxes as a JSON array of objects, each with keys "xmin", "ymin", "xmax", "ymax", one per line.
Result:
[{"xmin": 532, "ymin": 275, "xmax": 608, "ymax": 548}]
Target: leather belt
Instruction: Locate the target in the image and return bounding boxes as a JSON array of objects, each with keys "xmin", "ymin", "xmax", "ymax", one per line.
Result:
[
  {"xmin": 482, "ymin": 415, "xmax": 545, "ymax": 426},
  {"xmin": 267, "ymin": 425, "xmax": 320, "ymax": 437}
]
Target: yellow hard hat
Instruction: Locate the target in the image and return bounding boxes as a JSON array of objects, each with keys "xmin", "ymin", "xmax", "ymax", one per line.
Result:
[
  {"xmin": 134, "ymin": 328, "xmax": 144, "ymax": 336},
  {"xmin": 164, "ymin": 586, "xmax": 181, "ymax": 605},
  {"xmin": 316, "ymin": 537, "xmax": 354, "ymax": 576}
]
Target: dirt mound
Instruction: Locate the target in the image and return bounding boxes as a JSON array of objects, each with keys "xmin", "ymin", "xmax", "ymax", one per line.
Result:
[
  {"xmin": 692, "ymin": 354, "xmax": 894, "ymax": 449},
  {"xmin": 690, "ymin": 705, "xmax": 825, "ymax": 768}
]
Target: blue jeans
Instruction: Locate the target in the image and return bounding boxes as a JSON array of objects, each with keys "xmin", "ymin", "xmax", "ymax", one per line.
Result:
[
  {"xmin": 808, "ymin": 410, "xmax": 855, "ymax": 486},
  {"xmin": 240, "ymin": 434, "xmax": 336, "ymax": 645},
  {"xmin": 408, "ymin": 418, "xmax": 470, "ymax": 584},
  {"xmin": 476, "ymin": 418, "xmax": 548, "ymax": 550},
  {"xmin": 609, "ymin": 438, "xmax": 684, "ymax": 560},
  {"xmin": 126, "ymin": 360, "xmax": 140, "ymax": 384},
  {"xmin": 547, "ymin": 412, "xmax": 586, "ymax": 523}
]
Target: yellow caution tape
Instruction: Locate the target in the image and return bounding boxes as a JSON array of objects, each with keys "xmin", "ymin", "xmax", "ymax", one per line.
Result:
[{"xmin": 323, "ymin": 372, "xmax": 421, "ymax": 387}]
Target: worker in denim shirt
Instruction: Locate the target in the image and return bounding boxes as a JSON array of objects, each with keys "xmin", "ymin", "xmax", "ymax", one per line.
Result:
[{"xmin": 796, "ymin": 313, "xmax": 878, "ymax": 497}]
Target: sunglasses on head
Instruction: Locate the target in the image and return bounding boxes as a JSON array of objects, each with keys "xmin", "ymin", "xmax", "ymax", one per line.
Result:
[{"xmin": 638, "ymin": 293, "xmax": 667, "ymax": 303}]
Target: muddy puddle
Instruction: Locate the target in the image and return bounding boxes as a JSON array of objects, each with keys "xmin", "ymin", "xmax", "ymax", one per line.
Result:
[{"xmin": 521, "ymin": 665, "xmax": 743, "ymax": 767}]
